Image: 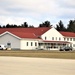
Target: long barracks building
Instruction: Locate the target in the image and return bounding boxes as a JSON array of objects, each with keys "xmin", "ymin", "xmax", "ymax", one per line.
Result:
[{"xmin": 0, "ymin": 27, "xmax": 75, "ymax": 50}]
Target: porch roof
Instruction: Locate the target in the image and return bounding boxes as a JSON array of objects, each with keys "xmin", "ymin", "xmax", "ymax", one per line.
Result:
[{"xmin": 42, "ymin": 40, "xmax": 71, "ymax": 44}]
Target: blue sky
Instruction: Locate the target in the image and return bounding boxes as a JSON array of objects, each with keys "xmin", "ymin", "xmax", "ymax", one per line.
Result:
[{"xmin": 0, "ymin": 0, "xmax": 75, "ymax": 27}]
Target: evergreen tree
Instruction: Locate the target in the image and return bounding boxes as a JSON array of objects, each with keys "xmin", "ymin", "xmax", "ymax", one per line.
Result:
[
  {"xmin": 6, "ymin": 24, "xmax": 10, "ymax": 28},
  {"xmin": 67, "ymin": 20, "xmax": 75, "ymax": 32},
  {"xmin": 23, "ymin": 22, "xmax": 28, "ymax": 28},
  {"xmin": 39, "ymin": 21, "xmax": 52, "ymax": 27},
  {"xmin": 0, "ymin": 25, "xmax": 2, "ymax": 28},
  {"xmin": 13, "ymin": 24, "xmax": 17, "ymax": 28},
  {"xmin": 2, "ymin": 25, "xmax": 6, "ymax": 28},
  {"xmin": 56, "ymin": 24, "xmax": 60, "ymax": 31},
  {"xmin": 56, "ymin": 20, "xmax": 66, "ymax": 31},
  {"xmin": 29, "ymin": 25, "xmax": 34, "ymax": 28}
]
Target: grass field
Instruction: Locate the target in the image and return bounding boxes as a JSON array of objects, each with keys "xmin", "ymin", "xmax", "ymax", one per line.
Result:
[{"xmin": 0, "ymin": 50, "xmax": 75, "ymax": 59}]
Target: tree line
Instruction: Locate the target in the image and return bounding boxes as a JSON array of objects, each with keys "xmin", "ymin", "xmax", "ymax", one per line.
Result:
[
  {"xmin": 56, "ymin": 20, "xmax": 75, "ymax": 32},
  {"xmin": 0, "ymin": 22, "xmax": 34, "ymax": 28},
  {"xmin": 0, "ymin": 20, "xmax": 75, "ymax": 32}
]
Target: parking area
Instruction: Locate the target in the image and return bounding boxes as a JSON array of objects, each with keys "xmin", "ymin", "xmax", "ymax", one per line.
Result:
[{"xmin": 0, "ymin": 56, "xmax": 75, "ymax": 75}]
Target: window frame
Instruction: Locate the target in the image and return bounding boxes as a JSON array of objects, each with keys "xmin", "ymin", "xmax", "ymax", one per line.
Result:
[
  {"xmin": 31, "ymin": 42, "xmax": 33, "ymax": 46},
  {"xmin": 27, "ymin": 42, "xmax": 28, "ymax": 46},
  {"xmin": 45, "ymin": 37, "xmax": 47, "ymax": 40},
  {"xmin": 52, "ymin": 37, "xmax": 54, "ymax": 40},
  {"xmin": 70, "ymin": 38, "xmax": 72, "ymax": 41},
  {"xmin": 67, "ymin": 38, "xmax": 69, "ymax": 41},
  {"xmin": 35, "ymin": 42, "xmax": 37, "ymax": 46},
  {"xmin": 59, "ymin": 37, "xmax": 61, "ymax": 41}
]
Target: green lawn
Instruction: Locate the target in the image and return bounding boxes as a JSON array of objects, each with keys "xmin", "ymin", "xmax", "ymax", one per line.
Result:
[{"xmin": 0, "ymin": 50, "xmax": 75, "ymax": 59}]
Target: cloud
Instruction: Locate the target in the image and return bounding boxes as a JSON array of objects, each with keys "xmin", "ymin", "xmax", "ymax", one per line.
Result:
[
  {"xmin": 0, "ymin": 16, "xmax": 41, "ymax": 27},
  {"xmin": 0, "ymin": 0, "xmax": 75, "ymax": 27},
  {"xmin": 62, "ymin": 0, "xmax": 75, "ymax": 7},
  {"xmin": 0, "ymin": 0, "xmax": 60, "ymax": 16}
]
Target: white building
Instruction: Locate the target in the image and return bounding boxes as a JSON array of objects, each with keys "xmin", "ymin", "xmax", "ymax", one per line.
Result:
[{"xmin": 0, "ymin": 27, "xmax": 75, "ymax": 50}]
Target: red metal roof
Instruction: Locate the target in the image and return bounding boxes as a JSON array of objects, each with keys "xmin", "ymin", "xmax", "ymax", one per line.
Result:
[
  {"xmin": 0, "ymin": 27, "xmax": 50, "ymax": 39},
  {"xmin": 0, "ymin": 28, "xmax": 75, "ymax": 39},
  {"xmin": 11, "ymin": 32, "xmax": 40, "ymax": 39},
  {"xmin": 60, "ymin": 31, "xmax": 75, "ymax": 37}
]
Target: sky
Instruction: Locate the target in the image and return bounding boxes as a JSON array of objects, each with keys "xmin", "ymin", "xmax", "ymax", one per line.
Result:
[{"xmin": 0, "ymin": 0, "xmax": 75, "ymax": 27}]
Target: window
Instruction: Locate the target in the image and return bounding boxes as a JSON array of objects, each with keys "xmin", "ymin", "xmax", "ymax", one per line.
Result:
[
  {"xmin": 59, "ymin": 37, "xmax": 61, "ymax": 40},
  {"xmin": 70, "ymin": 38, "xmax": 72, "ymax": 41},
  {"xmin": 67, "ymin": 38, "xmax": 69, "ymax": 41},
  {"xmin": 64, "ymin": 38, "xmax": 66, "ymax": 41},
  {"xmin": 73, "ymin": 44, "xmax": 75, "ymax": 47},
  {"xmin": 35, "ymin": 42, "xmax": 37, "ymax": 46},
  {"xmin": 7, "ymin": 42, "xmax": 11, "ymax": 48},
  {"xmin": 31, "ymin": 42, "xmax": 33, "ymax": 46},
  {"xmin": 7, "ymin": 43, "xmax": 11, "ymax": 46},
  {"xmin": 56, "ymin": 37, "xmax": 57, "ymax": 40},
  {"xmin": 27, "ymin": 42, "xmax": 28, "ymax": 46},
  {"xmin": 45, "ymin": 37, "xmax": 47, "ymax": 40},
  {"xmin": 73, "ymin": 38, "xmax": 75, "ymax": 41},
  {"xmin": 52, "ymin": 37, "xmax": 54, "ymax": 40}
]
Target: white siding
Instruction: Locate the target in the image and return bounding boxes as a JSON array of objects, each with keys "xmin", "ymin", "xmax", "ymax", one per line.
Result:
[
  {"xmin": 64, "ymin": 37, "xmax": 75, "ymax": 49},
  {"xmin": 0, "ymin": 33, "xmax": 20, "ymax": 49},
  {"xmin": 20, "ymin": 39, "xmax": 39, "ymax": 50},
  {"xmin": 41, "ymin": 27, "xmax": 64, "ymax": 41}
]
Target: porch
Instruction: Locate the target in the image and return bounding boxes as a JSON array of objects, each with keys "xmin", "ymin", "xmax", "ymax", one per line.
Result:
[{"xmin": 38, "ymin": 41, "xmax": 71, "ymax": 50}]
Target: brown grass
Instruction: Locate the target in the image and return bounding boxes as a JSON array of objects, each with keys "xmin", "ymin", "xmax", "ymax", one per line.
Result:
[{"xmin": 0, "ymin": 50, "xmax": 75, "ymax": 59}]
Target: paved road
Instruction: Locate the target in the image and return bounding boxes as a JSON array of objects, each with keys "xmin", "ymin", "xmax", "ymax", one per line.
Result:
[{"xmin": 0, "ymin": 56, "xmax": 75, "ymax": 75}]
